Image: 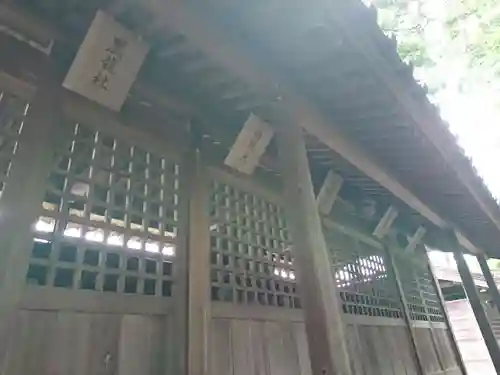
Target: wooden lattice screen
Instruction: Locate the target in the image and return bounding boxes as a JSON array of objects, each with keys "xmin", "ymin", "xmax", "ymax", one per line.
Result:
[
  {"xmin": 209, "ymin": 175, "xmax": 300, "ymax": 309},
  {"xmin": 26, "ymin": 121, "xmax": 179, "ymax": 297},
  {"xmin": 396, "ymin": 253, "xmax": 446, "ymax": 322},
  {"xmin": 324, "ymin": 226, "xmax": 404, "ymax": 319},
  {"xmin": 208, "ymin": 170, "xmax": 445, "ymax": 325}
]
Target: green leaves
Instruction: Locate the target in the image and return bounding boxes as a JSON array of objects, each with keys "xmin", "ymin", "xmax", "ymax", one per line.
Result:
[{"xmin": 372, "ymin": 0, "xmax": 500, "ymax": 98}]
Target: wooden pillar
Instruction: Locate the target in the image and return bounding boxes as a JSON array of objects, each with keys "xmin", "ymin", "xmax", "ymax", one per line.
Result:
[
  {"xmin": 454, "ymin": 249, "xmax": 500, "ymax": 372},
  {"xmin": 424, "ymin": 247, "xmax": 468, "ymax": 375},
  {"xmin": 477, "ymin": 255, "xmax": 500, "ymax": 315},
  {"xmin": 384, "ymin": 241, "xmax": 425, "ymax": 375},
  {"xmin": 0, "ymin": 78, "xmax": 68, "ymax": 311},
  {"xmin": 181, "ymin": 124, "xmax": 211, "ymax": 375},
  {"xmin": 373, "ymin": 212, "xmax": 425, "ymax": 375},
  {"xmin": 0, "ymin": 73, "xmax": 72, "ymax": 371},
  {"xmin": 275, "ymin": 119, "xmax": 351, "ymax": 375}
]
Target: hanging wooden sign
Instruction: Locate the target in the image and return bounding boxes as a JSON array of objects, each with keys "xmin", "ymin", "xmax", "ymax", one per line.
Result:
[
  {"xmin": 224, "ymin": 113, "xmax": 274, "ymax": 175},
  {"xmin": 63, "ymin": 10, "xmax": 148, "ymax": 112}
]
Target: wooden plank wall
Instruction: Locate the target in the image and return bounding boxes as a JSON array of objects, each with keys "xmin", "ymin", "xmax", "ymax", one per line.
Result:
[
  {"xmin": 0, "ymin": 79, "xmax": 464, "ymax": 375},
  {"xmin": 209, "ymin": 317, "xmax": 311, "ymax": 375},
  {"xmin": 0, "ymin": 306, "xmax": 461, "ymax": 375},
  {"xmin": 208, "ymin": 300, "xmax": 460, "ymax": 375},
  {"xmin": 208, "ymin": 309, "xmax": 462, "ymax": 375},
  {"xmin": 0, "ymin": 308, "xmax": 172, "ymax": 375}
]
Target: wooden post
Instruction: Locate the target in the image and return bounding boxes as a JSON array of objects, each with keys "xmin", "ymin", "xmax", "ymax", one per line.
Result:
[
  {"xmin": 384, "ymin": 239, "xmax": 425, "ymax": 375},
  {"xmin": 182, "ymin": 123, "xmax": 211, "ymax": 375},
  {"xmin": 0, "ymin": 73, "xmax": 72, "ymax": 370},
  {"xmin": 275, "ymin": 119, "xmax": 351, "ymax": 375},
  {"xmin": 454, "ymin": 249, "xmax": 500, "ymax": 372},
  {"xmin": 423, "ymin": 247, "xmax": 468, "ymax": 375},
  {"xmin": 0, "ymin": 78, "xmax": 69, "ymax": 310},
  {"xmin": 171, "ymin": 143, "xmax": 190, "ymax": 375},
  {"xmin": 477, "ymin": 255, "xmax": 500, "ymax": 315}
]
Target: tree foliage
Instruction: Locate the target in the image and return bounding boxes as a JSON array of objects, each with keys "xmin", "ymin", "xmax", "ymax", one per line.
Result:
[
  {"xmin": 372, "ymin": 0, "xmax": 500, "ymax": 203},
  {"xmin": 375, "ymin": 0, "xmax": 432, "ymax": 67},
  {"xmin": 373, "ymin": 0, "xmax": 500, "ymax": 85},
  {"xmin": 445, "ymin": 0, "xmax": 500, "ymax": 75}
]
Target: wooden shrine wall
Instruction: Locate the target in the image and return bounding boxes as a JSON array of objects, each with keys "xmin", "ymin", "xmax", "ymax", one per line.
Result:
[
  {"xmin": 0, "ymin": 82, "xmax": 462, "ymax": 375},
  {"xmin": 207, "ymin": 166, "xmax": 461, "ymax": 375},
  {"xmin": 0, "ymin": 87, "xmax": 181, "ymax": 375},
  {"xmin": 0, "ymin": 309, "xmax": 171, "ymax": 375}
]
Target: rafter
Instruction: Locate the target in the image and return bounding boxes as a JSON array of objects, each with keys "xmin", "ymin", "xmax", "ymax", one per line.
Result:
[
  {"xmin": 125, "ymin": 1, "xmax": 446, "ymax": 224},
  {"xmin": 0, "ymin": 3, "xmax": 487, "ymax": 255},
  {"xmin": 373, "ymin": 206, "xmax": 398, "ymax": 240}
]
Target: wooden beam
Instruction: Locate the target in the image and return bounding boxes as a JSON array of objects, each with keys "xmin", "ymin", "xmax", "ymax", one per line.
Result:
[
  {"xmin": 123, "ymin": 0, "xmax": 494, "ymax": 256},
  {"xmin": 275, "ymin": 117, "xmax": 352, "ymax": 375},
  {"xmin": 477, "ymin": 255, "xmax": 500, "ymax": 315},
  {"xmin": 207, "ymin": 0, "xmax": 500, "ymax": 245},
  {"xmin": 0, "ymin": 33, "xmax": 191, "ymax": 155},
  {"xmin": 0, "ymin": 4, "xmax": 486, "ymax": 256},
  {"xmin": 0, "ymin": 3, "xmax": 55, "ymax": 48},
  {"xmin": 184, "ymin": 136, "xmax": 211, "ymax": 375},
  {"xmin": 423, "ymin": 246, "xmax": 468, "ymax": 375},
  {"xmin": 317, "ymin": 170, "xmax": 343, "ymax": 216},
  {"xmin": 321, "ymin": 5, "xmax": 500, "ymax": 240},
  {"xmin": 0, "ymin": 24, "xmax": 279, "ymax": 181},
  {"xmin": 373, "ymin": 205, "xmax": 399, "ymax": 239},
  {"xmin": 455, "ymin": 229, "xmax": 481, "ymax": 255},
  {"xmin": 131, "ymin": 1, "xmax": 442, "ymax": 217},
  {"xmin": 405, "ymin": 226, "xmax": 426, "ymax": 253}
]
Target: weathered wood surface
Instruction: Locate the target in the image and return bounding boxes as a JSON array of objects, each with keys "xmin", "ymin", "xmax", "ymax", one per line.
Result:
[
  {"xmin": 210, "ymin": 301, "xmax": 459, "ymax": 375},
  {"xmin": 0, "ymin": 309, "xmax": 172, "ymax": 375},
  {"xmin": 209, "ymin": 317, "xmax": 310, "ymax": 375},
  {"xmin": 276, "ymin": 116, "xmax": 351, "ymax": 375},
  {"xmin": 208, "ymin": 315, "xmax": 461, "ymax": 375},
  {"xmin": 185, "ymin": 147, "xmax": 212, "ymax": 375},
  {"xmin": 1, "ymin": 307, "xmax": 461, "ymax": 375}
]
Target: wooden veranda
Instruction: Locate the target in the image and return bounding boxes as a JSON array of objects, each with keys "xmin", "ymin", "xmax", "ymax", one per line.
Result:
[{"xmin": 1, "ymin": 0, "xmax": 500, "ymax": 374}]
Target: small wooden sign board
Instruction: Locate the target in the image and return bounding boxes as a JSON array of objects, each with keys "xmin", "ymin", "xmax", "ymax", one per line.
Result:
[
  {"xmin": 63, "ymin": 10, "xmax": 149, "ymax": 112},
  {"xmin": 224, "ymin": 113, "xmax": 274, "ymax": 175}
]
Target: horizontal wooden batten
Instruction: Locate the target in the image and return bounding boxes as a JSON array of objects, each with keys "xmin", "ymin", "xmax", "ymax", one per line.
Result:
[
  {"xmin": 211, "ymin": 302, "xmax": 444, "ymax": 328},
  {"xmin": 211, "ymin": 301, "xmax": 304, "ymax": 322},
  {"xmin": 208, "ymin": 165, "xmax": 284, "ymax": 205},
  {"xmin": 20, "ymin": 286, "xmax": 173, "ymax": 315}
]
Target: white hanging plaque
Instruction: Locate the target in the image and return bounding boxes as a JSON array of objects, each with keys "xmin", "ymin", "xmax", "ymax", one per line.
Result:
[
  {"xmin": 224, "ymin": 113, "xmax": 274, "ymax": 175},
  {"xmin": 63, "ymin": 10, "xmax": 149, "ymax": 111}
]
